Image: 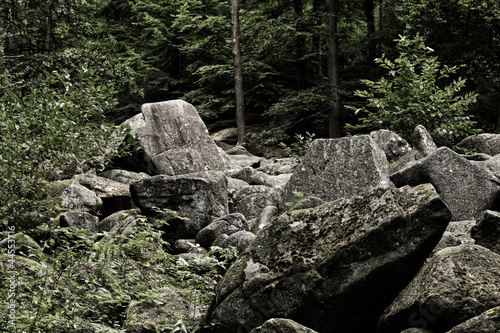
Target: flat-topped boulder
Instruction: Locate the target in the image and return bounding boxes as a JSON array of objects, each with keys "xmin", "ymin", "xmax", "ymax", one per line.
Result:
[
  {"xmin": 279, "ymin": 136, "xmax": 391, "ymax": 211},
  {"xmin": 115, "ymin": 100, "xmax": 230, "ymax": 175}
]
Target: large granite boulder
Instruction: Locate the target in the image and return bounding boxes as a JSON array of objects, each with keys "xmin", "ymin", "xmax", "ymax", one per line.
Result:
[
  {"xmin": 249, "ymin": 318, "xmax": 318, "ymax": 333},
  {"xmin": 279, "ymin": 136, "xmax": 391, "ymax": 211},
  {"xmin": 457, "ymin": 133, "xmax": 500, "ymax": 156},
  {"xmin": 116, "ymin": 100, "xmax": 230, "ymax": 175},
  {"xmin": 130, "ymin": 171, "xmax": 228, "ymax": 241},
  {"xmin": 391, "ymin": 147, "xmax": 500, "ymax": 221},
  {"xmin": 47, "ymin": 180, "xmax": 102, "ymax": 214},
  {"xmin": 60, "ymin": 211, "xmax": 99, "ymax": 233},
  {"xmin": 230, "ymin": 185, "xmax": 280, "ymax": 220},
  {"xmin": 471, "ymin": 210, "xmax": 500, "ymax": 255},
  {"xmin": 73, "ymin": 172, "xmax": 134, "ymax": 217},
  {"xmin": 205, "ymin": 184, "xmax": 451, "ymax": 333},
  {"xmin": 433, "ymin": 220, "xmax": 476, "ymax": 253},
  {"xmin": 378, "ymin": 244, "xmax": 500, "ymax": 333},
  {"xmin": 445, "ymin": 305, "xmax": 500, "ymax": 333}
]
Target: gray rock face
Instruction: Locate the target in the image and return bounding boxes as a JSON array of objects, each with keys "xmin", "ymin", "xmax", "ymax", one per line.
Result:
[
  {"xmin": 130, "ymin": 171, "xmax": 228, "ymax": 241},
  {"xmin": 249, "ymin": 318, "xmax": 318, "ymax": 333},
  {"xmin": 217, "ymin": 230, "xmax": 256, "ymax": 254},
  {"xmin": 445, "ymin": 306, "xmax": 500, "ymax": 333},
  {"xmin": 280, "ymin": 136, "xmax": 391, "ymax": 211},
  {"xmin": 60, "ymin": 211, "xmax": 99, "ymax": 233},
  {"xmin": 414, "ymin": 125, "xmax": 437, "ymax": 157},
  {"xmin": 433, "ymin": 220, "xmax": 476, "ymax": 253},
  {"xmin": 378, "ymin": 244, "xmax": 500, "ymax": 333},
  {"xmin": 457, "ymin": 133, "xmax": 500, "ymax": 156},
  {"xmin": 118, "ymin": 100, "xmax": 230, "ymax": 175},
  {"xmin": 196, "ymin": 213, "xmax": 248, "ymax": 248},
  {"xmin": 471, "ymin": 210, "xmax": 500, "ymax": 255},
  {"xmin": 49, "ymin": 180, "xmax": 102, "ymax": 214},
  {"xmin": 206, "ymin": 184, "xmax": 451, "ymax": 333},
  {"xmin": 124, "ymin": 285, "xmax": 203, "ymax": 332},
  {"xmin": 391, "ymin": 147, "xmax": 500, "ymax": 221},
  {"xmin": 101, "ymin": 169, "xmax": 150, "ymax": 185},
  {"xmin": 73, "ymin": 172, "xmax": 134, "ymax": 217},
  {"xmin": 370, "ymin": 129, "xmax": 412, "ymax": 162},
  {"xmin": 230, "ymin": 185, "xmax": 280, "ymax": 220}
]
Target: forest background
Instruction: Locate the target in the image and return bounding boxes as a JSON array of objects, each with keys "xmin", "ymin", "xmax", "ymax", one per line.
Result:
[
  {"xmin": 3, "ymin": 0, "xmax": 500, "ymax": 136},
  {"xmin": 1, "ymin": 0, "xmax": 500, "ymax": 227}
]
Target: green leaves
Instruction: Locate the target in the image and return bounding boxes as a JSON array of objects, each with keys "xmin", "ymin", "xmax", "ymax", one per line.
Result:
[
  {"xmin": 0, "ymin": 66, "xmax": 121, "ymax": 231},
  {"xmin": 346, "ymin": 34, "xmax": 479, "ymax": 145}
]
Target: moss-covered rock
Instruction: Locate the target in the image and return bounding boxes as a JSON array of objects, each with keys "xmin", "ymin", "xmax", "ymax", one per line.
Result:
[
  {"xmin": 205, "ymin": 184, "xmax": 451, "ymax": 333},
  {"xmin": 379, "ymin": 244, "xmax": 500, "ymax": 333}
]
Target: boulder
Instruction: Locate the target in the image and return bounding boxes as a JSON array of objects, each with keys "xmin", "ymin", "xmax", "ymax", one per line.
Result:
[
  {"xmin": 228, "ymin": 154, "xmax": 264, "ymax": 169},
  {"xmin": 279, "ymin": 136, "xmax": 391, "ymax": 211},
  {"xmin": 124, "ymin": 286, "xmax": 203, "ymax": 332},
  {"xmin": 227, "ymin": 167, "xmax": 291, "ymax": 188},
  {"xmin": 173, "ymin": 239, "xmax": 198, "ymax": 254},
  {"xmin": 445, "ymin": 305, "xmax": 500, "ymax": 333},
  {"xmin": 205, "ymin": 184, "xmax": 451, "ymax": 333},
  {"xmin": 0, "ymin": 233, "xmax": 41, "ymax": 255},
  {"xmin": 457, "ymin": 133, "xmax": 500, "ymax": 156},
  {"xmin": 196, "ymin": 213, "xmax": 248, "ymax": 248},
  {"xmin": 101, "ymin": 169, "xmax": 150, "ymax": 185},
  {"xmin": 116, "ymin": 100, "xmax": 230, "ymax": 175},
  {"xmin": 60, "ymin": 211, "xmax": 99, "ymax": 233},
  {"xmin": 230, "ymin": 185, "xmax": 280, "ymax": 220},
  {"xmin": 433, "ymin": 220, "xmax": 476, "ymax": 253},
  {"xmin": 98, "ymin": 209, "xmax": 138, "ymax": 233},
  {"xmin": 378, "ymin": 244, "xmax": 500, "ymax": 333},
  {"xmin": 217, "ymin": 230, "xmax": 256, "ymax": 254},
  {"xmin": 249, "ymin": 318, "xmax": 318, "ymax": 333},
  {"xmin": 73, "ymin": 172, "xmax": 134, "ymax": 217},
  {"xmin": 414, "ymin": 125, "xmax": 437, "ymax": 157},
  {"xmin": 130, "ymin": 171, "xmax": 228, "ymax": 242},
  {"xmin": 471, "ymin": 210, "xmax": 500, "ymax": 255},
  {"xmin": 370, "ymin": 129, "xmax": 412, "ymax": 162},
  {"xmin": 48, "ymin": 180, "xmax": 102, "ymax": 214},
  {"xmin": 390, "ymin": 147, "xmax": 500, "ymax": 221},
  {"xmin": 258, "ymin": 158, "xmax": 296, "ymax": 175}
]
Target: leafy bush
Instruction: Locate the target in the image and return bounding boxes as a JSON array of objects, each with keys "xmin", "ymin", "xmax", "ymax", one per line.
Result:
[
  {"xmin": 279, "ymin": 132, "xmax": 316, "ymax": 163},
  {"xmin": 346, "ymin": 34, "xmax": 479, "ymax": 145},
  {"xmin": 0, "ymin": 66, "xmax": 125, "ymax": 232}
]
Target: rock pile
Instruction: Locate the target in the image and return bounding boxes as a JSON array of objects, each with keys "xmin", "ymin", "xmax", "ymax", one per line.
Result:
[{"xmin": 24, "ymin": 101, "xmax": 500, "ymax": 333}]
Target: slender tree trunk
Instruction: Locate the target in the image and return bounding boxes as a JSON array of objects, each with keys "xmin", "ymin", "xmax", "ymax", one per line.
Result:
[
  {"xmin": 7, "ymin": 0, "xmax": 16, "ymax": 52},
  {"xmin": 45, "ymin": 2, "xmax": 52, "ymax": 51},
  {"xmin": 313, "ymin": 0, "xmax": 323, "ymax": 76},
  {"xmin": 294, "ymin": 0, "xmax": 305, "ymax": 90},
  {"xmin": 364, "ymin": 0, "xmax": 376, "ymax": 62},
  {"xmin": 232, "ymin": 0, "xmax": 246, "ymax": 145},
  {"xmin": 326, "ymin": 0, "xmax": 341, "ymax": 138}
]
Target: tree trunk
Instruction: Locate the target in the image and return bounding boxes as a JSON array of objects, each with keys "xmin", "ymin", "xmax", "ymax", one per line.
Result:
[
  {"xmin": 45, "ymin": 2, "xmax": 53, "ymax": 51},
  {"xmin": 313, "ymin": 0, "xmax": 323, "ymax": 76},
  {"xmin": 294, "ymin": 0, "xmax": 305, "ymax": 90},
  {"xmin": 365, "ymin": 0, "xmax": 376, "ymax": 62},
  {"xmin": 232, "ymin": 0, "xmax": 246, "ymax": 145},
  {"xmin": 326, "ymin": 0, "xmax": 341, "ymax": 138}
]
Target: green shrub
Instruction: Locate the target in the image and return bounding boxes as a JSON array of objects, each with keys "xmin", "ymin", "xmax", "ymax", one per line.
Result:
[
  {"xmin": 346, "ymin": 34, "xmax": 479, "ymax": 145},
  {"xmin": 0, "ymin": 66, "xmax": 125, "ymax": 232}
]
